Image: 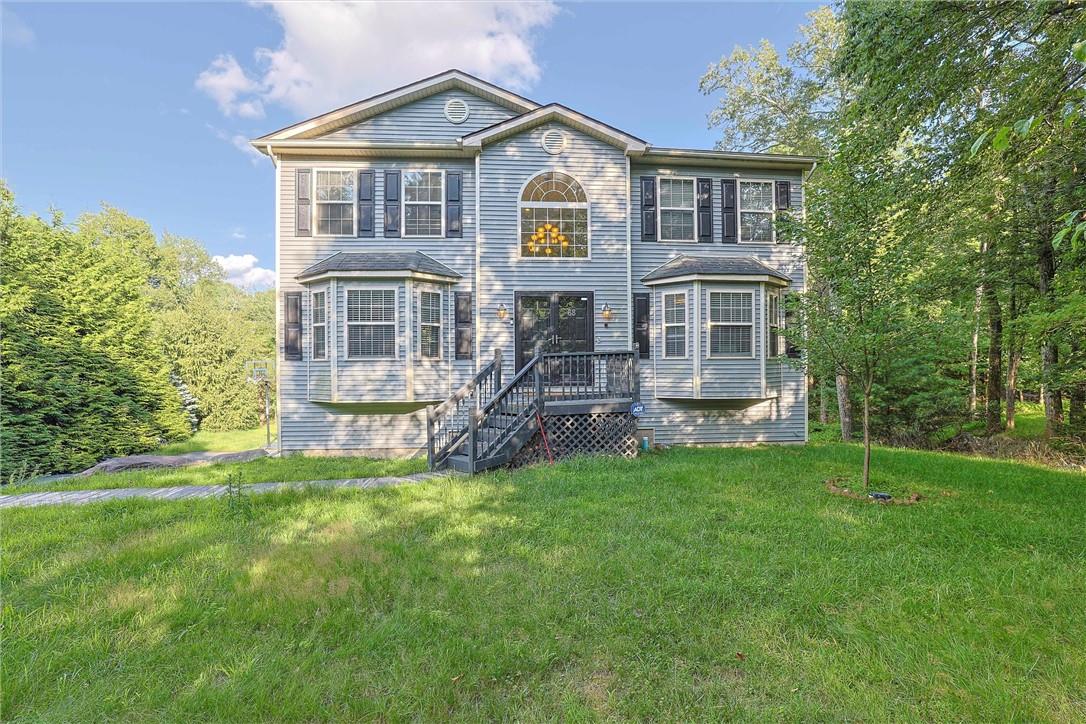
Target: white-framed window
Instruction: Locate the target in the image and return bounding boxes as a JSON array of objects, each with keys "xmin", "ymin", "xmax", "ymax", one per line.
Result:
[
  {"xmin": 346, "ymin": 288, "xmax": 396, "ymax": 359},
  {"xmin": 315, "ymin": 170, "xmax": 355, "ymax": 236},
  {"xmin": 767, "ymin": 290, "xmax": 785, "ymax": 358},
  {"xmin": 311, "ymin": 290, "xmax": 327, "ymax": 360},
  {"xmin": 709, "ymin": 291, "xmax": 755, "ymax": 358},
  {"xmin": 663, "ymin": 292, "xmax": 687, "ymax": 358},
  {"xmin": 403, "ymin": 170, "xmax": 444, "ymax": 238},
  {"xmin": 519, "ymin": 171, "xmax": 589, "ymax": 258},
  {"xmin": 419, "ymin": 290, "xmax": 442, "ymax": 359},
  {"xmin": 658, "ymin": 177, "xmax": 697, "ymax": 242},
  {"xmin": 739, "ymin": 180, "xmax": 774, "ymax": 243}
]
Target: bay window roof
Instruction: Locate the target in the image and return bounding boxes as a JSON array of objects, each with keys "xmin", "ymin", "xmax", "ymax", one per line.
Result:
[
  {"xmin": 296, "ymin": 251, "xmax": 461, "ymax": 282},
  {"xmin": 641, "ymin": 254, "xmax": 791, "ymax": 285}
]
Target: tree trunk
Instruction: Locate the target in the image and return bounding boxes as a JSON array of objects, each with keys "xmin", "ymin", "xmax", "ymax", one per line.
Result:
[
  {"xmin": 1037, "ymin": 228, "xmax": 1063, "ymax": 435},
  {"xmin": 862, "ymin": 387, "xmax": 871, "ymax": 489},
  {"xmin": 819, "ymin": 379, "xmax": 829, "ymax": 424},
  {"xmin": 1070, "ymin": 339, "xmax": 1085, "ymax": 430},
  {"xmin": 982, "ymin": 247, "xmax": 1003, "ymax": 435},
  {"xmin": 1006, "ymin": 351, "xmax": 1020, "ymax": 430},
  {"xmin": 836, "ymin": 372, "xmax": 853, "ymax": 441},
  {"xmin": 969, "ymin": 287, "xmax": 981, "ymax": 415}
]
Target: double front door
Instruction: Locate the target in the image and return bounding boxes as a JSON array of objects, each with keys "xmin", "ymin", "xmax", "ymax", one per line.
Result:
[{"xmin": 515, "ymin": 292, "xmax": 594, "ymax": 371}]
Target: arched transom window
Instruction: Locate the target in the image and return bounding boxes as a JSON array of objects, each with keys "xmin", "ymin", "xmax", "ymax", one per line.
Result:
[{"xmin": 519, "ymin": 172, "xmax": 589, "ymax": 258}]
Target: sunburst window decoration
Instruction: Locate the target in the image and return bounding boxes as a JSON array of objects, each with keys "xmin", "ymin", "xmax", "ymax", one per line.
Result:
[{"xmin": 519, "ymin": 171, "xmax": 588, "ymax": 258}]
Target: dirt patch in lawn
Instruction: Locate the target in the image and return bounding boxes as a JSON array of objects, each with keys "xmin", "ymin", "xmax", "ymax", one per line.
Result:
[{"xmin": 825, "ymin": 478, "xmax": 923, "ymax": 505}]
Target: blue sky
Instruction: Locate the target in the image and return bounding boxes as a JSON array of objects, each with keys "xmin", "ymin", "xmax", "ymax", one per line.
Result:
[{"xmin": 3, "ymin": 1, "xmax": 817, "ymax": 287}]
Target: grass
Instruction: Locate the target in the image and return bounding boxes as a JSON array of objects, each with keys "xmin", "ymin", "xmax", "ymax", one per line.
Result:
[
  {"xmin": 3, "ymin": 442, "xmax": 1085, "ymax": 721},
  {"xmin": 151, "ymin": 423, "xmax": 278, "ymax": 455},
  {"xmin": 0, "ymin": 455, "xmax": 426, "ymax": 494}
]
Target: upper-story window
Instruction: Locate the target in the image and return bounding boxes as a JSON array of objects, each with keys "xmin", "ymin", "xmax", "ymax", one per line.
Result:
[
  {"xmin": 739, "ymin": 180, "xmax": 774, "ymax": 243},
  {"xmin": 315, "ymin": 170, "xmax": 355, "ymax": 235},
  {"xmin": 658, "ymin": 177, "xmax": 696, "ymax": 242},
  {"xmin": 519, "ymin": 172, "xmax": 588, "ymax": 258},
  {"xmin": 403, "ymin": 171, "xmax": 444, "ymax": 238}
]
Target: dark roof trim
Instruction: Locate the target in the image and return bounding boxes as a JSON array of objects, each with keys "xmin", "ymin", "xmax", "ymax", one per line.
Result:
[{"xmin": 296, "ymin": 251, "xmax": 462, "ymax": 281}]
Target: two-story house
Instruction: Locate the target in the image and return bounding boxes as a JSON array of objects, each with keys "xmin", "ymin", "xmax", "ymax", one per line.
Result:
[{"xmin": 252, "ymin": 70, "xmax": 813, "ymax": 472}]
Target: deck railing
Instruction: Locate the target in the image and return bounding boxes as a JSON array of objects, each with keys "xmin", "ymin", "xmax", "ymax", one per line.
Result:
[
  {"xmin": 426, "ymin": 349, "xmax": 502, "ymax": 469},
  {"xmin": 541, "ymin": 350, "xmax": 638, "ymax": 403}
]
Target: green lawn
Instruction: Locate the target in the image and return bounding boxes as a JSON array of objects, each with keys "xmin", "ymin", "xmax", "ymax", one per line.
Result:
[
  {"xmin": 3, "ymin": 444, "xmax": 1085, "ymax": 721},
  {"xmin": 1, "ymin": 454, "xmax": 426, "ymax": 494},
  {"xmin": 151, "ymin": 423, "xmax": 278, "ymax": 455}
]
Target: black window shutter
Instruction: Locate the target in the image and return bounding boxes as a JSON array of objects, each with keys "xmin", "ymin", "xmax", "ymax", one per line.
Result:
[
  {"xmin": 446, "ymin": 171, "xmax": 463, "ymax": 238},
  {"xmin": 721, "ymin": 179, "xmax": 737, "ymax": 243},
  {"xmin": 634, "ymin": 292, "xmax": 651, "ymax": 359},
  {"xmin": 697, "ymin": 177, "xmax": 713, "ymax": 242},
  {"xmin": 454, "ymin": 291, "xmax": 473, "ymax": 359},
  {"xmin": 640, "ymin": 176, "xmax": 656, "ymax": 241},
  {"xmin": 384, "ymin": 170, "xmax": 401, "ymax": 238},
  {"xmin": 295, "ymin": 169, "xmax": 311, "ymax": 237},
  {"xmin": 357, "ymin": 170, "xmax": 375, "ymax": 238},
  {"xmin": 776, "ymin": 180, "xmax": 791, "ymax": 210},
  {"xmin": 284, "ymin": 292, "xmax": 302, "ymax": 360}
]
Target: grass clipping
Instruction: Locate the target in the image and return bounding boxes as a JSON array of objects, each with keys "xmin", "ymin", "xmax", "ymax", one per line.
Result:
[{"xmin": 825, "ymin": 477, "xmax": 922, "ymax": 505}]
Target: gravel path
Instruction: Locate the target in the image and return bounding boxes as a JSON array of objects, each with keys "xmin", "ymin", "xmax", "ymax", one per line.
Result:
[{"xmin": 0, "ymin": 472, "xmax": 448, "ymax": 509}]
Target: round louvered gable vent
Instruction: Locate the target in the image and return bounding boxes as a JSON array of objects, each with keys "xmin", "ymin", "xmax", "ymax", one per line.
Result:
[
  {"xmin": 444, "ymin": 98, "xmax": 470, "ymax": 124},
  {"xmin": 541, "ymin": 129, "xmax": 566, "ymax": 155}
]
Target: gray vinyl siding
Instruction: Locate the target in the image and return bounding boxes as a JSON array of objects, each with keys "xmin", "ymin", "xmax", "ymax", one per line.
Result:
[
  {"xmin": 477, "ymin": 121, "xmax": 630, "ymax": 381},
  {"xmin": 320, "ymin": 89, "xmax": 517, "ymax": 143},
  {"xmin": 278, "ymin": 156, "xmax": 476, "ymax": 454},
  {"xmin": 631, "ymin": 163, "xmax": 807, "ymax": 444}
]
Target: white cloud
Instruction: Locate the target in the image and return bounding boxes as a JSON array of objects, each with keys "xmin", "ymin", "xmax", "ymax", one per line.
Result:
[
  {"xmin": 230, "ymin": 227, "xmax": 247, "ymax": 240},
  {"xmin": 195, "ymin": 54, "xmax": 266, "ymax": 118},
  {"xmin": 214, "ymin": 254, "xmax": 275, "ymax": 290},
  {"xmin": 197, "ymin": 1, "xmax": 558, "ymax": 118},
  {"xmin": 207, "ymin": 123, "xmax": 266, "ymax": 165},
  {"xmin": 2, "ymin": 7, "xmax": 36, "ymax": 48}
]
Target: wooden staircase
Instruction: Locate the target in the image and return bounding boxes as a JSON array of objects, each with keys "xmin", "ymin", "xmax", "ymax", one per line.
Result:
[{"xmin": 426, "ymin": 348, "xmax": 638, "ymax": 474}]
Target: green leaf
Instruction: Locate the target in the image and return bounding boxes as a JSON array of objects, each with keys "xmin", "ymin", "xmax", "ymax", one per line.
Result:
[
  {"xmin": 1013, "ymin": 116, "xmax": 1035, "ymax": 137},
  {"xmin": 969, "ymin": 129, "xmax": 991, "ymax": 158},
  {"xmin": 1073, "ymin": 39, "xmax": 1086, "ymax": 64},
  {"xmin": 991, "ymin": 126, "xmax": 1011, "ymax": 151}
]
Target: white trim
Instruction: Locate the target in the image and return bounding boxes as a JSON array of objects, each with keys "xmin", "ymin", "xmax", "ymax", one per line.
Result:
[
  {"xmin": 474, "ymin": 153, "xmax": 482, "ymax": 370},
  {"xmin": 657, "ymin": 176, "xmax": 698, "ymax": 243},
  {"xmin": 418, "ymin": 288, "xmax": 444, "ymax": 361},
  {"xmin": 271, "ymin": 149, "xmax": 282, "ymax": 455},
  {"xmin": 461, "ymin": 104, "xmax": 647, "ymax": 153},
  {"xmin": 662, "ymin": 291, "xmax": 688, "ymax": 360},
  {"xmin": 401, "ymin": 169, "xmax": 446, "ymax": 239},
  {"xmin": 625, "ymin": 156, "xmax": 633, "ymax": 355},
  {"xmin": 516, "ymin": 170, "xmax": 592, "ymax": 261},
  {"xmin": 405, "ymin": 279, "xmax": 414, "ymax": 400},
  {"xmin": 298, "ymin": 270, "xmax": 458, "ymax": 284},
  {"xmin": 310, "ymin": 288, "xmax": 329, "ymax": 361},
  {"xmin": 737, "ymin": 178, "xmax": 776, "ymax": 244},
  {"xmin": 312, "ymin": 168, "xmax": 358, "ymax": 237},
  {"xmin": 330, "ymin": 279, "xmax": 339, "ymax": 401},
  {"xmin": 444, "ymin": 97, "xmax": 470, "ymax": 124},
  {"xmin": 344, "ymin": 286, "xmax": 399, "ymax": 360},
  {"xmin": 693, "ymin": 281, "xmax": 702, "ymax": 396},
  {"xmin": 706, "ymin": 289, "xmax": 756, "ymax": 359},
  {"xmin": 643, "ymin": 273, "xmax": 789, "ymax": 287},
  {"xmin": 254, "ymin": 70, "xmax": 538, "ymax": 142}
]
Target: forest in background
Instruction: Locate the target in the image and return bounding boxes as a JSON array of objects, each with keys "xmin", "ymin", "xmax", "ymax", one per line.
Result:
[
  {"xmin": 702, "ymin": 2, "xmax": 1086, "ymax": 481},
  {"xmin": 0, "ymin": 183, "xmax": 274, "ymax": 478}
]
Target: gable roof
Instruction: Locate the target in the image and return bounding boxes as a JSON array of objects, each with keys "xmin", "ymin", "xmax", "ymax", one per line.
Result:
[
  {"xmin": 255, "ymin": 69, "xmax": 539, "ymax": 142},
  {"xmin": 641, "ymin": 255, "xmax": 792, "ymax": 285},
  {"xmin": 460, "ymin": 103, "xmax": 647, "ymax": 153},
  {"xmin": 296, "ymin": 251, "xmax": 461, "ymax": 282}
]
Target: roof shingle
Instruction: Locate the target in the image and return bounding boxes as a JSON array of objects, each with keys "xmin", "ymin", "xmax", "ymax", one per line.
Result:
[
  {"xmin": 641, "ymin": 255, "xmax": 791, "ymax": 283},
  {"xmin": 296, "ymin": 252, "xmax": 461, "ymax": 281}
]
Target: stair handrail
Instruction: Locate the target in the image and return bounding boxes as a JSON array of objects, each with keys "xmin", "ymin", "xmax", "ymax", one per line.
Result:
[
  {"xmin": 471, "ymin": 347, "xmax": 545, "ymax": 464},
  {"xmin": 427, "ymin": 348, "xmax": 502, "ymax": 469}
]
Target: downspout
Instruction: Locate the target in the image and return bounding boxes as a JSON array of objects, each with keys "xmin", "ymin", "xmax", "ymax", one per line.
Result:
[
  {"xmin": 625, "ymin": 155, "xmax": 633, "ymax": 354},
  {"xmin": 474, "ymin": 151, "xmax": 482, "ymax": 371},
  {"xmin": 268, "ymin": 144, "xmax": 283, "ymax": 456}
]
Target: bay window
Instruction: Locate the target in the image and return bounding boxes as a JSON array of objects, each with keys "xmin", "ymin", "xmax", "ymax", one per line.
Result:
[
  {"xmin": 311, "ymin": 290, "xmax": 327, "ymax": 360},
  {"xmin": 346, "ymin": 289, "xmax": 396, "ymax": 358},
  {"xmin": 709, "ymin": 291, "xmax": 754, "ymax": 357}
]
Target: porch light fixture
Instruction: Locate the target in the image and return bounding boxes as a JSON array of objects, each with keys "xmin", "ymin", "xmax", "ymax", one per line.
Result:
[
  {"xmin": 496, "ymin": 303, "xmax": 509, "ymax": 321},
  {"xmin": 601, "ymin": 303, "xmax": 615, "ymax": 327}
]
